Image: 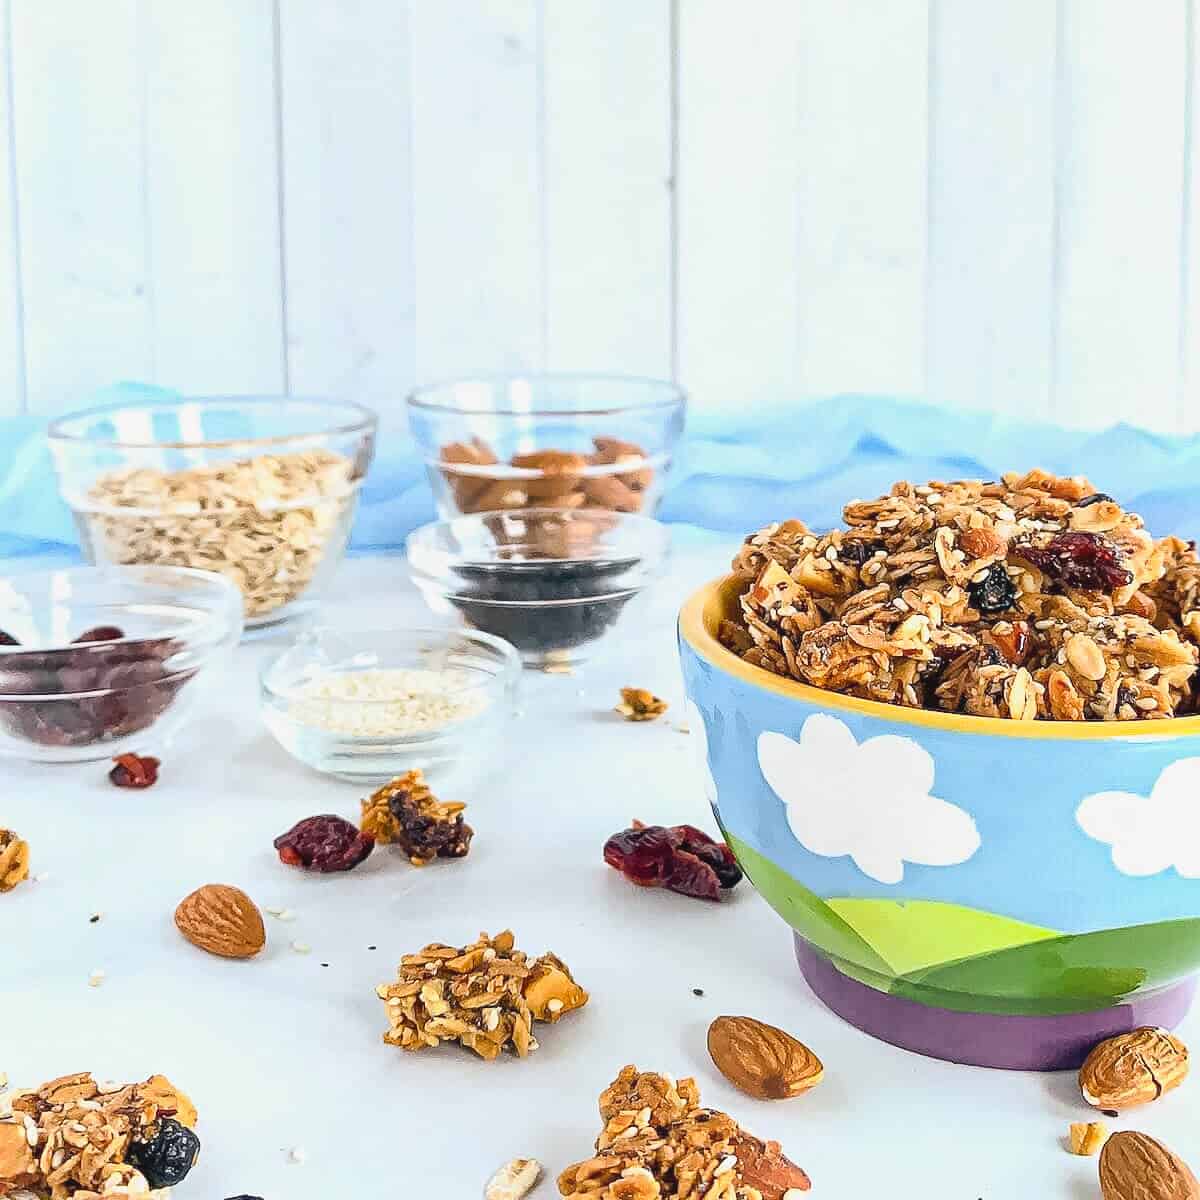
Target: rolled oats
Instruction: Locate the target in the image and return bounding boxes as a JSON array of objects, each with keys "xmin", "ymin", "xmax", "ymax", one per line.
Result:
[
  {"xmin": 1, "ymin": 1072, "xmax": 196, "ymax": 1199},
  {"xmin": 723, "ymin": 471, "xmax": 1200, "ymax": 720},
  {"xmin": 376, "ymin": 930, "xmax": 587, "ymax": 1061},
  {"xmin": 77, "ymin": 450, "xmax": 357, "ymax": 619},
  {"xmin": 557, "ymin": 1066, "xmax": 810, "ymax": 1199}
]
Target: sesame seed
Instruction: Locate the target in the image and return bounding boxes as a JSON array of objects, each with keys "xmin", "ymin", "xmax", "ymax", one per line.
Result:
[
  {"xmin": 87, "ymin": 969, "xmax": 105, "ymax": 988},
  {"xmin": 547, "ymin": 998, "xmax": 564, "ymax": 1014},
  {"xmin": 288, "ymin": 1147, "xmax": 306, "ymax": 1164},
  {"xmin": 715, "ymin": 1155, "xmax": 738, "ymax": 1176},
  {"xmin": 1136, "ymin": 697, "xmax": 1159, "ymax": 711},
  {"xmin": 290, "ymin": 940, "xmax": 311, "ymax": 954}
]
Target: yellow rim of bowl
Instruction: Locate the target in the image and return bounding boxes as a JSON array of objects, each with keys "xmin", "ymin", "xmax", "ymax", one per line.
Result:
[{"xmin": 679, "ymin": 575, "xmax": 1200, "ymax": 741}]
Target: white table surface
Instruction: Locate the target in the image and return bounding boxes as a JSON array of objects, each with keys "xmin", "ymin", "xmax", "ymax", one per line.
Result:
[{"xmin": 2, "ymin": 542, "xmax": 1197, "ymax": 1200}]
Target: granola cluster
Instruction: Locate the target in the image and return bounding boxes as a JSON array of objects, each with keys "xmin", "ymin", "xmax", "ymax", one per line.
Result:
[
  {"xmin": 722, "ymin": 471, "xmax": 1200, "ymax": 721},
  {"xmin": 0, "ymin": 1072, "xmax": 197, "ymax": 1199},
  {"xmin": 359, "ymin": 770, "xmax": 473, "ymax": 866},
  {"xmin": 376, "ymin": 930, "xmax": 588, "ymax": 1061},
  {"xmin": 0, "ymin": 829, "xmax": 29, "ymax": 893},
  {"xmin": 557, "ymin": 1066, "xmax": 809, "ymax": 1199}
]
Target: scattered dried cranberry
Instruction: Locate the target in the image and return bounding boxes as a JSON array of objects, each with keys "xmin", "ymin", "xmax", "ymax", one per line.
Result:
[
  {"xmin": 1017, "ymin": 531, "xmax": 1133, "ymax": 592},
  {"xmin": 108, "ymin": 752, "xmax": 160, "ymax": 788},
  {"xmin": 274, "ymin": 814, "xmax": 374, "ymax": 873},
  {"xmin": 967, "ymin": 562, "xmax": 1017, "ymax": 614},
  {"xmin": 0, "ymin": 630, "xmax": 18, "ymax": 646},
  {"xmin": 127, "ymin": 1118, "xmax": 200, "ymax": 1188},
  {"xmin": 603, "ymin": 819, "xmax": 742, "ymax": 901},
  {"xmin": 72, "ymin": 625, "xmax": 126, "ymax": 643}
]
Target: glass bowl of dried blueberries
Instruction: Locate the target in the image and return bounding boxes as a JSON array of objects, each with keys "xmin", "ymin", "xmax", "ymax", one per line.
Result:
[
  {"xmin": 259, "ymin": 626, "xmax": 521, "ymax": 784},
  {"xmin": 0, "ymin": 564, "xmax": 242, "ymax": 762},
  {"xmin": 406, "ymin": 373, "xmax": 686, "ymax": 518},
  {"xmin": 405, "ymin": 508, "xmax": 670, "ymax": 667}
]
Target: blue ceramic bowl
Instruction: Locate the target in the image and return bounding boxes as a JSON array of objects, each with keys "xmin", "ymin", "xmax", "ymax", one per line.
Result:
[{"xmin": 679, "ymin": 576, "xmax": 1200, "ymax": 1069}]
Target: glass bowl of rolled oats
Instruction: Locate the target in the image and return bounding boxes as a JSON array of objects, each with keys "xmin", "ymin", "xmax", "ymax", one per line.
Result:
[
  {"xmin": 406, "ymin": 373, "xmax": 686, "ymax": 518},
  {"xmin": 678, "ymin": 470, "xmax": 1200, "ymax": 1071},
  {"xmin": 48, "ymin": 395, "xmax": 377, "ymax": 630}
]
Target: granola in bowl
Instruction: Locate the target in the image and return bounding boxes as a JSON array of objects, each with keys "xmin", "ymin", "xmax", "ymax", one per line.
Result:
[{"xmin": 721, "ymin": 470, "xmax": 1200, "ymax": 721}]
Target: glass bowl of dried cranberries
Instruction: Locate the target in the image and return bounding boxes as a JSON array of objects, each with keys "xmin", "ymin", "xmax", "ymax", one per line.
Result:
[{"xmin": 0, "ymin": 564, "xmax": 242, "ymax": 762}]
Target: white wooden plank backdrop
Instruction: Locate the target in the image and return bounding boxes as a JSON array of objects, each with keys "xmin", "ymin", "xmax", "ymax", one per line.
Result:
[{"xmin": 0, "ymin": 0, "xmax": 1198, "ymax": 432}]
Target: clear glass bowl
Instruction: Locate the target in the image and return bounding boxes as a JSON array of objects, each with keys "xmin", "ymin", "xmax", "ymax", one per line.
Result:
[
  {"xmin": 0, "ymin": 565, "xmax": 243, "ymax": 762},
  {"xmin": 406, "ymin": 373, "xmax": 686, "ymax": 518},
  {"xmin": 48, "ymin": 396, "xmax": 378, "ymax": 630},
  {"xmin": 406, "ymin": 508, "xmax": 671, "ymax": 667},
  {"xmin": 260, "ymin": 627, "xmax": 521, "ymax": 784}
]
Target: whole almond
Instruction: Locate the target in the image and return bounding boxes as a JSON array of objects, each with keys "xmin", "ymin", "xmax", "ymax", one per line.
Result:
[
  {"xmin": 707, "ymin": 1015, "xmax": 823, "ymax": 1100},
  {"xmin": 1080, "ymin": 1027, "xmax": 1189, "ymax": 1110},
  {"xmin": 174, "ymin": 884, "xmax": 266, "ymax": 959},
  {"xmin": 1100, "ymin": 1131, "xmax": 1199, "ymax": 1200}
]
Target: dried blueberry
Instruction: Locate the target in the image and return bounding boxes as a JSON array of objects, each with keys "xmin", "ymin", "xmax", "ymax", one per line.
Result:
[
  {"xmin": 603, "ymin": 820, "xmax": 741, "ymax": 902},
  {"xmin": 127, "ymin": 1118, "xmax": 200, "ymax": 1188},
  {"xmin": 967, "ymin": 562, "xmax": 1017, "ymax": 614},
  {"xmin": 1017, "ymin": 531, "xmax": 1133, "ymax": 592},
  {"xmin": 274, "ymin": 814, "xmax": 374, "ymax": 872},
  {"xmin": 1077, "ymin": 492, "xmax": 1115, "ymax": 507},
  {"xmin": 72, "ymin": 625, "xmax": 126, "ymax": 643}
]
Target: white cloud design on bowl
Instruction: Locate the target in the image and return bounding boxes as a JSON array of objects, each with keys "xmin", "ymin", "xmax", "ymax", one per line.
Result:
[
  {"xmin": 757, "ymin": 713, "xmax": 982, "ymax": 885},
  {"xmin": 685, "ymin": 699, "xmax": 718, "ymax": 805},
  {"xmin": 1076, "ymin": 757, "xmax": 1200, "ymax": 878}
]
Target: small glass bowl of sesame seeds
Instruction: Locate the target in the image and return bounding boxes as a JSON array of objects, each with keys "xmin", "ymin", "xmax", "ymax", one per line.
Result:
[{"xmin": 259, "ymin": 626, "xmax": 520, "ymax": 783}]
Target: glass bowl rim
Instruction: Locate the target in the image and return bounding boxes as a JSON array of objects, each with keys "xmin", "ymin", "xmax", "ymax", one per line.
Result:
[
  {"xmin": 46, "ymin": 395, "xmax": 378, "ymax": 451},
  {"xmin": 0, "ymin": 563, "xmax": 243, "ymax": 656},
  {"xmin": 258, "ymin": 625, "xmax": 523, "ymax": 706},
  {"xmin": 406, "ymin": 371, "xmax": 687, "ymax": 418}
]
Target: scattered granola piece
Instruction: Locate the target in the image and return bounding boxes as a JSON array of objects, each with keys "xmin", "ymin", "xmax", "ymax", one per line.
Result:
[
  {"xmin": 1, "ymin": 1071, "xmax": 199, "ymax": 1197},
  {"xmin": 108, "ymin": 752, "xmax": 160, "ymax": 789},
  {"xmin": 274, "ymin": 814, "xmax": 374, "ymax": 873},
  {"xmin": 1069, "ymin": 1121, "xmax": 1109, "ymax": 1156},
  {"xmin": 615, "ymin": 688, "xmax": 669, "ymax": 721},
  {"xmin": 486, "ymin": 1158, "xmax": 542, "ymax": 1200},
  {"xmin": 376, "ymin": 930, "xmax": 587, "ymax": 1061},
  {"xmin": 557, "ymin": 1065, "xmax": 810, "ymax": 1198},
  {"xmin": 0, "ymin": 828, "xmax": 30, "ymax": 893},
  {"xmin": 288, "ymin": 1146, "xmax": 306, "ymax": 1164},
  {"xmin": 87, "ymin": 968, "xmax": 105, "ymax": 988},
  {"xmin": 359, "ymin": 771, "xmax": 473, "ymax": 866},
  {"xmin": 604, "ymin": 820, "xmax": 742, "ymax": 901}
]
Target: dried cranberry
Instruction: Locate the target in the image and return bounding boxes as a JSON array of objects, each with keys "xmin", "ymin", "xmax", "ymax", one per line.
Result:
[
  {"xmin": 985, "ymin": 620, "xmax": 1031, "ymax": 666},
  {"xmin": 603, "ymin": 820, "xmax": 741, "ymax": 902},
  {"xmin": 1077, "ymin": 492, "xmax": 1114, "ymax": 507},
  {"xmin": 967, "ymin": 562, "xmax": 1017, "ymax": 614},
  {"xmin": 72, "ymin": 625, "xmax": 125, "ymax": 643},
  {"xmin": 274, "ymin": 814, "xmax": 374, "ymax": 873},
  {"xmin": 0, "ymin": 630, "xmax": 18, "ymax": 646},
  {"xmin": 127, "ymin": 1118, "xmax": 200, "ymax": 1188},
  {"xmin": 1017, "ymin": 531, "xmax": 1133, "ymax": 592},
  {"xmin": 108, "ymin": 753, "xmax": 160, "ymax": 788}
]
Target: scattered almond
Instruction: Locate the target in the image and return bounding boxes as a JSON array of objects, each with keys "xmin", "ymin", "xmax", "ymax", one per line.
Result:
[
  {"xmin": 1100, "ymin": 1130, "xmax": 1199, "ymax": 1200},
  {"xmin": 1069, "ymin": 1121, "xmax": 1109, "ymax": 1156},
  {"xmin": 1080, "ymin": 1027, "xmax": 1188, "ymax": 1111},
  {"xmin": 174, "ymin": 883, "xmax": 266, "ymax": 960},
  {"xmin": 707, "ymin": 1015, "xmax": 823, "ymax": 1100}
]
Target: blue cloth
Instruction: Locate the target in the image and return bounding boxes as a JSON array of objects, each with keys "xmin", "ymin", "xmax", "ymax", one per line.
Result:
[{"xmin": 5, "ymin": 387, "xmax": 1200, "ymax": 559}]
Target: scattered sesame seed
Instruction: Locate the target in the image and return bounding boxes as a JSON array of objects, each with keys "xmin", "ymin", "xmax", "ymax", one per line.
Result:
[
  {"xmin": 89, "ymin": 912, "xmax": 102, "ymax": 924},
  {"xmin": 33, "ymin": 873, "xmax": 48, "ymax": 884},
  {"xmin": 87, "ymin": 969, "xmax": 105, "ymax": 988},
  {"xmin": 288, "ymin": 1147, "xmax": 306, "ymax": 1164},
  {"xmin": 290, "ymin": 940, "xmax": 311, "ymax": 954},
  {"xmin": 547, "ymin": 998, "xmax": 564, "ymax": 1014},
  {"xmin": 692, "ymin": 988, "xmax": 704, "ymax": 997},
  {"xmin": 367, "ymin": 945, "xmax": 377, "ymax": 951}
]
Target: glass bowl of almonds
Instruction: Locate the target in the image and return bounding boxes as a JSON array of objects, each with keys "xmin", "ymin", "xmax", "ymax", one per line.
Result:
[
  {"xmin": 406, "ymin": 373, "xmax": 686, "ymax": 518},
  {"xmin": 48, "ymin": 396, "xmax": 377, "ymax": 630}
]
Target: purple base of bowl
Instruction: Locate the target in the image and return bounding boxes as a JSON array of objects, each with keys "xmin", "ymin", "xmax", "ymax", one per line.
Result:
[{"xmin": 794, "ymin": 935, "xmax": 1196, "ymax": 1071}]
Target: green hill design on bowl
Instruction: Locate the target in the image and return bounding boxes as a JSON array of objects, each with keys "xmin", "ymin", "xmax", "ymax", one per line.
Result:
[{"xmin": 728, "ymin": 835, "xmax": 1200, "ymax": 1016}]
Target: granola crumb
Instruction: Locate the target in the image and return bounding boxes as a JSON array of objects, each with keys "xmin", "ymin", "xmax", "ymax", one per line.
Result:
[
  {"xmin": 360, "ymin": 770, "xmax": 473, "ymax": 866},
  {"xmin": 1068, "ymin": 1120, "xmax": 1109, "ymax": 1156},
  {"xmin": 0, "ymin": 828, "xmax": 30, "ymax": 893},
  {"xmin": 615, "ymin": 688, "xmax": 669, "ymax": 722}
]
